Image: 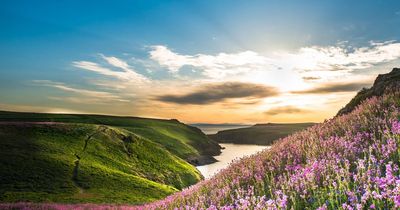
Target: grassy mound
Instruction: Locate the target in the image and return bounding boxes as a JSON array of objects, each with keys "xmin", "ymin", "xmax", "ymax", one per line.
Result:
[
  {"xmin": 141, "ymin": 91, "xmax": 400, "ymax": 209},
  {"xmin": 0, "ymin": 123, "xmax": 201, "ymax": 204},
  {"xmin": 209, "ymin": 123, "xmax": 315, "ymax": 145}
]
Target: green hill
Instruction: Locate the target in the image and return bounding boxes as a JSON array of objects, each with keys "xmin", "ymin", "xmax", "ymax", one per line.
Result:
[
  {"xmin": 208, "ymin": 123, "xmax": 315, "ymax": 145},
  {"xmin": 0, "ymin": 111, "xmax": 221, "ymax": 204},
  {"xmin": 0, "ymin": 111, "xmax": 221, "ymax": 165}
]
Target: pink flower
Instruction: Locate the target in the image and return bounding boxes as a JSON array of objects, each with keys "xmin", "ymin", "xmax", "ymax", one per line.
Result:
[
  {"xmin": 391, "ymin": 121, "xmax": 400, "ymax": 134},
  {"xmin": 394, "ymin": 195, "xmax": 400, "ymax": 208},
  {"xmin": 316, "ymin": 204, "xmax": 328, "ymax": 210}
]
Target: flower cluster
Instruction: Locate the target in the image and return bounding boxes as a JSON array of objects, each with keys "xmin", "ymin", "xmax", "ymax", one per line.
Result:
[{"xmin": 140, "ymin": 92, "xmax": 400, "ymax": 209}]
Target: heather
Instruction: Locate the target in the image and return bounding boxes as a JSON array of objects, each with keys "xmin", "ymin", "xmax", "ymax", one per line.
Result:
[{"xmin": 141, "ymin": 91, "xmax": 400, "ymax": 209}]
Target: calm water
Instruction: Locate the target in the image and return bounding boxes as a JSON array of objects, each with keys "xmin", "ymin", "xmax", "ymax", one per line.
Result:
[{"xmin": 197, "ymin": 143, "xmax": 269, "ymax": 179}]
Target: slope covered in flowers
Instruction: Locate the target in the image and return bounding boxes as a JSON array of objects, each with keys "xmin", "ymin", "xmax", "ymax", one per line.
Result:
[{"xmin": 142, "ymin": 91, "xmax": 400, "ymax": 209}]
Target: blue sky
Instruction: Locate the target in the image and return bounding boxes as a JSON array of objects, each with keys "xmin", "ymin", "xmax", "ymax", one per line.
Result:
[{"xmin": 1, "ymin": 0, "xmax": 400, "ymax": 123}]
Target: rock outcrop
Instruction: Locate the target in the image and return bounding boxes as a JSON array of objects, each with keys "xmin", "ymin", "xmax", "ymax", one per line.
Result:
[{"xmin": 337, "ymin": 68, "xmax": 400, "ymax": 116}]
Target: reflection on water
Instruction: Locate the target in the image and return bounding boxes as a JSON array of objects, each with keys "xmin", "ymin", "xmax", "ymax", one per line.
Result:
[{"xmin": 196, "ymin": 143, "xmax": 269, "ymax": 179}]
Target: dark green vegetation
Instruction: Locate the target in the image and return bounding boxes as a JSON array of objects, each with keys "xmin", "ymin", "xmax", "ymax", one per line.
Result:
[
  {"xmin": 337, "ymin": 67, "xmax": 400, "ymax": 116},
  {"xmin": 0, "ymin": 112, "xmax": 221, "ymax": 204},
  {"xmin": 208, "ymin": 123, "xmax": 315, "ymax": 145}
]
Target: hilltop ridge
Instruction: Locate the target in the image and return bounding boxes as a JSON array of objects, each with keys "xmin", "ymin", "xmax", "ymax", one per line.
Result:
[{"xmin": 337, "ymin": 67, "xmax": 400, "ymax": 116}]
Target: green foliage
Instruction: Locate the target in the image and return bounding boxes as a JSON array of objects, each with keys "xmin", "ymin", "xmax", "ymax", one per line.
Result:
[{"xmin": 0, "ymin": 123, "xmax": 202, "ymax": 204}]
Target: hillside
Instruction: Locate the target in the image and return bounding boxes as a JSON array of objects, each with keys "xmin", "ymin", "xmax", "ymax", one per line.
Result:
[
  {"xmin": 137, "ymin": 71, "xmax": 400, "ymax": 209},
  {"xmin": 0, "ymin": 111, "xmax": 223, "ymax": 204},
  {"xmin": 208, "ymin": 123, "xmax": 315, "ymax": 145},
  {"xmin": 0, "ymin": 112, "xmax": 221, "ymax": 165},
  {"xmin": 337, "ymin": 67, "xmax": 400, "ymax": 116},
  {"xmin": 0, "ymin": 122, "xmax": 203, "ymax": 204}
]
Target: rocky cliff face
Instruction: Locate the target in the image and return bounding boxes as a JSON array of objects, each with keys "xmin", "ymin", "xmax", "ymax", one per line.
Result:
[{"xmin": 337, "ymin": 68, "xmax": 400, "ymax": 116}]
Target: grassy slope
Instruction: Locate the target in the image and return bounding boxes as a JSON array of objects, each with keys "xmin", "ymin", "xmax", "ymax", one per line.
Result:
[
  {"xmin": 208, "ymin": 123, "xmax": 315, "ymax": 145},
  {"xmin": 0, "ymin": 111, "xmax": 221, "ymax": 162},
  {"xmin": 0, "ymin": 123, "xmax": 202, "ymax": 204}
]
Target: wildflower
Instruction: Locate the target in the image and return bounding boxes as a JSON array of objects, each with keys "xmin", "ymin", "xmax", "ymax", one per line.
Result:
[
  {"xmin": 356, "ymin": 204, "xmax": 362, "ymax": 210},
  {"xmin": 394, "ymin": 195, "xmax": 400, "ymax": 208},
  {"xmin": 391, "ymin": 121, "xmax": 400, "ymax": 134},
  {"xmin": 266, "ymin": 199, "xmax": 275, "ymax": 207},
  {"xmin": 316, "ymin": 204, "xmax": 328, "ymax": 210}
]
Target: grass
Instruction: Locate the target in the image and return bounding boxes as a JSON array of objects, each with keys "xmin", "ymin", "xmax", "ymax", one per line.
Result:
[
  {"xmin": 209, "ymin": 123, "xmax": 315, "ymax": 145},
  {"xmin": 0, "ymin": 111, "xmax": 221, "ymax": 161},
  {"xmin": 0, "ymin": 122, "xmax": 202, "ymax": 204}
]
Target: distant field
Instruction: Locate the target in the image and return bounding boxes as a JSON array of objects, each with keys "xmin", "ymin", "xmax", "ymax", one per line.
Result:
[{"xmin": 208, "ymin": 123, "xmax": 315, "ymax": 145}]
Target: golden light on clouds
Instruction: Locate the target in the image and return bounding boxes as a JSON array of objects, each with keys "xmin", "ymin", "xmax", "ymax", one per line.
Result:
[{"xmin": 2, "ymin": 41, "xmax": 399, "ymax": 123}]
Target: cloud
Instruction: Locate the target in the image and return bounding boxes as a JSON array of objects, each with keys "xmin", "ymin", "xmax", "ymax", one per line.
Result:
[
  {"xmin": 33, "ymin": 80, "xmax": 129, "ymax": 103},
  {"xmin": 302, "ymin": 76, "xmax": 321, "ymax": 81},
  {"xmin": 149, "ymin": 45, "xmax": 273, "ymax": 78},
  {"xmin": 149, "ymin": 42, "xmax": 400, "ymax": 82},
  {"xmin": 291, "ymin": 81, "xmax": 371, "ymax": 94},
  {"xmin": 73, "ymin": 55, "xmax": 148, "ymax": 82},
  {"xmin": 288, "ymin": 41, "xmax": 400, "ymax": 73},
  {"xmin": 264, "ymin": 106, "xmax": 309, "ymax": 116},
  {"xmin": 155, "ymin": 82, "xmax": 279, "ymax": 105}
]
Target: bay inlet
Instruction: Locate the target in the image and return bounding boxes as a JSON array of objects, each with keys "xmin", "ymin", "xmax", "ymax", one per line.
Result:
[{"xmin": 193, "ymin": 124, "xmax": 269, "ymax": 179}]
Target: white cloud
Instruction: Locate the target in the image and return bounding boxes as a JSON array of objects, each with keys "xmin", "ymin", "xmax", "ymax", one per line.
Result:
[
  {"xmin": 33, "ymin": 80, "xmax": 129, "ymax": 103},
  {"xmin": 18, "ymin": 38, "xmax": 400, "ymax": 124},
  {"xmin": 73, "ymin": 55, "xmax": 149, "ymax": 83},
  {"xmin": 149, "ymin": 45, "xmax": 273, "ymax": 78},
  {"xmin": 33, "ymin": 40, "xmax": 400, "ymax": 112},
  {"xmin": 287, "ymin": 41, "xmax": 400, "ymax": 72},
  {"xmin": 149, "ymin": 42, "xmax": 400, "ymax": 81}
]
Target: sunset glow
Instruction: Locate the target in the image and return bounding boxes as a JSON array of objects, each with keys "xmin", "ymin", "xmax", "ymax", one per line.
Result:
[{"xmin": 1, "ymin": 1, "xmax": 400, "ymax": 123}]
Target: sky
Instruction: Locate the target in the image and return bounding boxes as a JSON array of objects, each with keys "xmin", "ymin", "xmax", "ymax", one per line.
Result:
[{"xmin": 1, "ymin": 0, "xmax": 400, "ymax": 123}]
